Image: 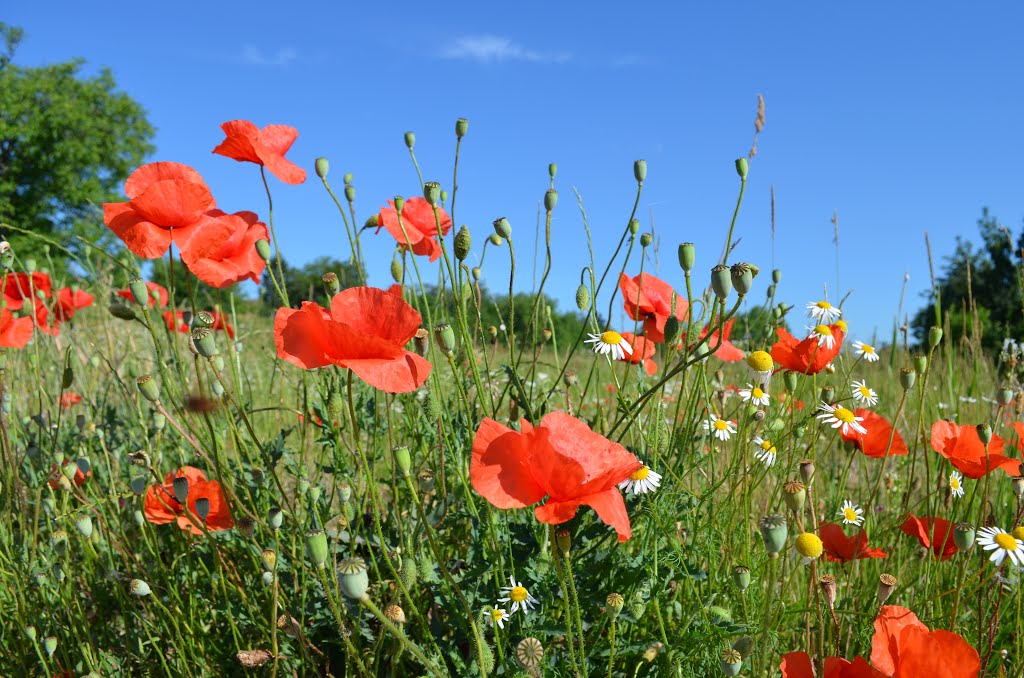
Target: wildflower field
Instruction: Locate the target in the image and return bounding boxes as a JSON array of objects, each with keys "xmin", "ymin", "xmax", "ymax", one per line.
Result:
[{"xmin": 1, "ymin": 115, "xmax": 1023, "ymax": 678}]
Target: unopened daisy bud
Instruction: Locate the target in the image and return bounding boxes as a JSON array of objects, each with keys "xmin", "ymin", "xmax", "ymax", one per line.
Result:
[
  {"xmin": 783, "ymin": 481, "xmax": 806, "ymax": 512},
  {"xmin": 913, "ymin": 354, "xmax": 928, "ymax": 374},
  {"xmin": 393, "ymin": 196, "xmax": 405, "ymax": 214},
  {"xmin": 75, "ymin": 514, "xmax": 93, "ymax": 538},
  {"xmin": 268, "ymin": 507, "xmax": 284, "ymax": 530},
  {"xmin": 544, "ymin": 189, "xmax": 558, "ymax": 211},
  {"xmin": 1011, "ymin": 476, "xmax": 1024, "ymax": 498},
  {"xmin": 195, "ymin": 497, "xmax": 210, "ymax": 522},
  {"xmin": 454, "ymin": 225, "xmax": 471, "ymax": 261},
  {"xmin": 899, "ymin": 368, "xmax": 917, "ymax": 390},
  {"xmin": 640, "ymin": 232, "xmax": 653, "ymax": 248},
  {"xmin": 976, "ymin": 423, "xmax": 992, "ymax": 444},
  {"xmin": 799, "ymin": 460, "xmax": 816, "ymax": 484},
  {"xmin": 772, "ymin": 268, "xmax": 782, "ymax": 283},
  {"xmin": 730, "ymin": 263, "xmax": 754, "ymax": 296},
  {"xmin": 663, "ymin": 315, "xmax": 682, "ymax": 346},
  {"xmin": 954, "ymin": 522, "xmax": 975, "ymax": 552},
  {"xmin": 305, "ymin": 529, "xmax": 329, "ymax": 568},
  {"xmin": 711, "ymin": 264, "xmax": 732, "ymax": 299},
  {"xmin": 191, "ymin": 328, "xmax": 219, "ymax": 358},
  {"xmin": 720, "ymin": 648, "xmax": 743, "ymax": 676},
  {"xmin": 516, "ymin": 637, "xmax": 544, "ymax": 669},
  {"xmin": 418, "ymin": 468, "xmax": 435, "ymax": 492},
  {"xmin": 634, "ymin": 159, "xmax": 647, "ymax": 183},
  {"xmin": 997, "ymin": 388, "xmax": 1014, "ymax": 406},
  {"xmin": 819, "ymin": 574, "xmax": 837, "ymax": 609},
  {"xmin": 172, "ymin": 476, "xmax": 189, "ymax": 504},
  {"xmin": 313, "ymin": 156, "xmax": 329, "ymax": 179},
  {"xmin": 795, "ymin": 532, "xmax": 823, "ymax": 560},
  {"xmin": 493, "ymin": 217, "xmax": 512, "ymax": 239},
  {"xmin": 344, "ymin": 184, "xmax": 355, "ymax": 202},
  {"xmin": 130, "ymin": 578, "xmax": 152, "ymax": 596},
  {"xmin": 575, "ymin": 283, "xmax": 591, "ymax": 311},
  {"xmin": 393, "ymin": 446, "xmax": 411, "ymax": 476},
  {"xmin": 403, "ymin": 131, "xmax": 415, "ymax": 149},
  {"xmin": 928, "ymin": 326, "xmax": 943, "ymax": 349},
  {"xmin": 759, "ymin": 514, "xmax": 788, "ymax": 556},
  {"xmin": 235, "ymin": 515, "xmax": 254, "ymax": 538},
  {"xmin": 423, "ymin": 181, "xmax": 441, "ymax": 206},
  {"xmin": 108, "ymin": 302, "xmax": 137, "ymax": 321},
  {"xmin": 735, "ymin": 157, "xmax": 749, "ymax": 179},
  {"xmin": 678, "ymin": 243, "xmax": 696, "ymax": 272},
  {"xmin": 322, "ymin": 272, "xmax": 340, "ymax": 296},
  {"xmin": 434, "ymin": 323, "xmax": 456, "ymax": 353},
  {"xmin": 877, "ymin": 573, "xmax": 897, "ymax": 604},
  {"xmin": 820, "ymin": 385, "xmax": 834, "ymax": 403},
  {"xmin": 732, "ymin": 565, "xmax": 751, "ymax": 593},
  {"xmin": 44, "ymin": 636, "xmax": 57, "ymax": 657},
  {"xmin": 629, "ymin": 218, "xmax": 640, "ymax": 235},
  {"xmin": 556, "ymin": 527, "xmax": 571, "ymax": 556},
  {"xmin": 606, "ymin": 592, "xmax": 624, "ymax": 618},
  {"xmin": 338, "ymin": 557, "xmax": 370, "ymax": 600},
  {"xmin": 254, "ymin": 238, "xmax": 272, "ymax": 262}
]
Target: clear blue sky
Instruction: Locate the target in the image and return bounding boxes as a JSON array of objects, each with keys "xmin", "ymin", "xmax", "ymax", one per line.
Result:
[{"xmin": 8, "ymin": 2, "xmax": 1023, "ymax": 342}]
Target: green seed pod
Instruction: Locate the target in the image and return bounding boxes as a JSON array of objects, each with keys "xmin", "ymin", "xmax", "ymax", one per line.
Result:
[
  {"xmin": 434, "ymin": 323, "xmax": 456, "ymax": 353},
  {"xmin": 720, "ymin": 648, "xmax": 743, "ymax": 676},
  {"xmin": 25, "ymin": 258, "xmax": 36, "ymax": 273},
  {"xmin": 606, "ymin": 592, "xmax": 625, "ymax": 619},
  {"xmin": 338, "ymin": 557, "xmax": 370, "ymax": 600},
  {"xmin": 423, "ymin": 181, "xmax": 441, "ymax": 207},
  {"xmin": 766, "ymin": 283, "xmax": 776, "ymax": 298},
  {"xmin": 735, "ymin": 157, "xmax": 749, "ymax": 179},
  {"xmin": 575, "ymin": 283, "xmax": 591, "ymax": 311},
  {"xmin": 343, "ymin": 172, "xmax": 353, "ymax": 184},
  {"xmin": 75, "ymin": 514, "xmax": 93, "ymax": 539},
  {"xmin": 137, "ymin": 375, "xmax": 160, "ymax": 403},
  {"xmin": 393, "ymin": 446, "xmax": 411, "ymax": 476},
  {"xmin": 193, "ymin": 311, "xmax": 214, "ymax": 329},
  {"xmin": 759, "ymin": 514, "xmax": 788, "ymax": 557},
  {"xmin": 44, "ymin": 636, "xmax": 57, "ymax": 657},
  {"xmin": 314, "ymin": 157, "xmax": 329, "ymax": 178},
  {"xmin": 455, "ymin": 117, "xmax": 469, "ymax": 138},
  {"xmin": 261, "ymin": 549, "xmax": 277, "ymax": 572},
  {"xmin": 544, "ymin": 188, "xmax": 558, "ymax": 211},
  {"xmin": 678, "ymin": 242, "xmax": 696, "ymax": 272},
  {"xmin": 556, "ymin": 527, "xmax": 572, "ymax": 556},
  {"xmin": 954, "ymin": 522, "xmax": 975, "ymax": 553},
  {"xmin": 783, "ymin": 481, "xmax": 806, "ymax": 513},
  {"xmin": 322, "ymin": 272, "xmax": 340, "ymax": 297},
  {"xmin": 344, "ymin": 184, "xmax": 355, "ymax": 203},
  {"xmin": 913, "ymin": 354, "xmax": 928, "ymax": 374},
  {"xmin": 254, "ymin": 239, "xmax": 271, "ymax": 262},
  {"xmin": 820, "ymin": 385, "xmax": 835, "ymax": 403},
  {"xmin": 928, "ymin": 326, "xmax": 943, "ymax": 349},
  {"xmin": 487, "ymin": 233, "xmax": 503, "ymax": 247},
  {"xmin": 24, "ymin": 626, "xmax": 36, "ymax": 641},
  {"xmin": 732, "ymin": 565, "xmax": 751, "ymax": 593},
  {"xmin": 997, "ymin": 388, "xmax": 1014, "ymax": 406},
  {"xmin": 390, "ymin": 254, "xmax": 402, "ymax": 283},
  {"xmin": 783, "ymin": 370, "xmax": 798, "ymax": 391},
  {"xmin": 493, "ymin": 217, "xmax": 512, "ymax": 239},
  {"xmin": 1011, "ymin": 476, "xmax": 1024, "ymax": 498},
  {"xmin": 108, "ymin": 302, "xmax": 137, "ymax": 321},
  {"xmin": 899, "ymin": 368, "xmax": 917, "ymax": 391},
  {"xmin": 305, "ymin": 529, "xmax": 329, "ymax": 568},
  {"xmin": 403, "ymin": 131, "xmax": 415, "ymax": 149},
  {"xmin": 640, "ymin": 232, "xmax": 653, "ymax": 248},
  {"xmin": 130, "ymin": 579, "xmax": 152, "ymax": 596},
  {"xmin": 516, "ymin": 637, "xmax": 544, "ymax": 669},
  {"xmin": 471, "ymin": 266, "xmax": 481, "ymax": 281},
  {"xmin": 191, "ymin": 328, "xmax": 219, "ymax": 358},
  {"xmin": 236, "ymin": 516, "xmax": 254, "ymax": 538},
  {"xmin": 268, "ymin": 507, "xmax": 284, "ymax": 531},
  {"xmin": 393, "ymin": 196, "xmax": 405, "ymax": 214},
  {"xmin": 772, "ymin": 268, "xmax": 782, "ymax": 283},
  {"xmin": 629, "ymin": 218, "xmax": 640, "ymax": 235},
  {"xmin": 172, "ymin": 476, "xmax": 189, "ymax": 504},
  {"xmin": 634, "ymin": 159, "xmax": 647, "ymax": 183},
  {"xmin": 730, "ymin": 263, "xmax": 754, "ymax": 296},
  {"xmin": 454, "ymin": 225, "xmax": 471, "ymax": 261},
  {"xmin": 976, "ymin": 423, "xmax": 992, "ymax": 444},
  {"xmin": 710, "ymin": 264, "xmax": 733, "ymax": 299},
  {"xmin": 195, "ymin": 497, "xmax": 210, "ymax": 521}
]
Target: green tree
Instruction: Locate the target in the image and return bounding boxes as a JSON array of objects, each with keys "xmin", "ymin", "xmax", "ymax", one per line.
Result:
[{"xmin": 0, "ymin": 23, "xmax": 154, "ymax": 266}]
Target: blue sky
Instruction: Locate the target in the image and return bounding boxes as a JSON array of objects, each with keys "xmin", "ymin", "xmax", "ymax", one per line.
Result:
[{"xmin": 7, "ymin": 2, "xmax": 1023, "ymax": 341}]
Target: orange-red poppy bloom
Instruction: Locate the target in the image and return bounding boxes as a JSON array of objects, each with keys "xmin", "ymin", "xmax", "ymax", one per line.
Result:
[
  {"xmin": 619, "ymin": 331, "xmax": 657, "ymax": 375},
  {"xmin": 60, "ymin": 392, "xmax": 82, "ymax": 409},
  {"xmin": 695, "ymin": 318, "xmax": 744, "ymax": 361},
  {"xmin": 1, "ymin": 272, "xmax": 52, "ymax": 310},
  {"xmin": 376, "ymin": 197, "xmax": 452, "ymax": 263},
  {"xmin": 52, "ymin": 288, "xmax": 94, "ymax": 323},
  {"xmin": 471, "ymin": 412, "xmax": 641, "ymax": 541},
  {"xmin": 143, "ymin": 466, "xmax": 234, "ymax": 535},
  {"xmin": 103, "ymin": 162, "xmax": 235, "ymax": 262},
  {"xmin": 186, "ymin": 210, "xmax": 269, "ymax": 288},
  {"xmin": 162, "ymin": 310, "xmax": 235, "ymax": 339},
  {"xmin": 820, "ymin": 521, "xmax": 887, "ymax": 562},
  {"xmin": 48, "ymin": 459, "xmax": 90, "ymax": 490},
  {"xmin": 770, "ymin": 325, "xmax": 843, "ymax": 374},
  {"xmin": 870, "ymin": 605, "xmax": 979, "ymax": 677},
  {"xmin": 0, "ymin": 308, "xmax": 34, "ymax": 348},
  {"xmin": 618, "ymin": 273, "xmax": 688, "ymax": 344},
  {"xmin": 274, "ymin": 287, "xmax": 431, "ymax": 393},
  {"xmin": 780, "ymin": 652, "xmax": 883, "ymax": 678},
  {"xmin": 899, "ymin": 514, "xmax": 958, "ymax": 561},
  {"xmin": 212, "ymin": 120, "xmax": 306, "ymax": 185},
  {"xmin": 930, "ymin": 420, "xmax": 1021, "ymax": 478},
  {"xmin": 840, "ymin": 410, "xmax": 908, "ymax": 458},
  {"xmin": 116, "ymin": 281, "xmax": 170, "ymax": 308}
]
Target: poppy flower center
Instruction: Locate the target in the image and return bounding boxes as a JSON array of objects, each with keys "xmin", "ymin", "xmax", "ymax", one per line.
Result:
[
  {"xmin": 842, "ymin": 507, "xmax": 858, "ymax": 522},
  {"xmin": 752, "ymin": 387, "xmax": 764, "ymax": 399},
  {"xmin": 995, "ymin": 533, "xmax": 1019, "ymax": 551},
  {"xmin": 858, "ymin": 386, "xmax": 872, "ymax": 399},
  {"xmin": 747, "ymin": 350, "xmax": 773, "ymax": 372},
  {"xmin": 600, "ymin": 330, "xmax": 623, "ymax": 345},
  {"xmin": 861, "ymin": 344, "xmax": 875, "ymax": 354},
  {"xmin": 509, "ymin": 585, "xmax": 528, "ymax": 602},
  {"xmin": 713, "ymin": 419, "xmax": 729, "ymax": 431},
  {"xmin": 816, "ymin": 301, "xmax": 833, "ymax": 310},
  {"xmin": 813, "ymin": 324, "xmax": 830, "ymax": 337},
  {"xmin": 834, "ymin": 407, "xmax": 855, "ymax": 423},
  {"xmin": 630, "ymin": 466, "xmax": 650, "ymax": 481}
]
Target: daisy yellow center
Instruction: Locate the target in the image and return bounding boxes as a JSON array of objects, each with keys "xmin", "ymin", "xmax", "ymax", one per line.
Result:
[
  {"xmin": 747, "ymin": 350, "xmax": 774, "ymax": 372},
  {"xmin": 600, "ymin": 331, "xmax": 623, "ymax": 345},
  {"xmin": 630, "ymin": 466, "xmax": 650, "ymax": 481},
  {"xmin": 490, "ymin": 609, "xmax": 504, "ymax": 621},
  {"xmin": 816, "ymin": 301, "xmax": 833, "ymax": 310},
  {"xmin": 795, "ymin": 533, "xmax": 823, "ymax": 558},
  {"xmin": 835, "ymin": 319, "xmax": 848, "ymax": 332},
  {"xmin": 509, "ymin": 585, "xmax": 528, "ymax": 603},
  {"xmin": 834, "ymin": 407, "xmax": 855, "ymax": 423},
  {"xmin": 858, "ymin": 386, "xmax": 872, "ymax": 399},
  {"xmin": 994, "ymin": 533, "xmax": 1019, "ymax": 551},
  {"xmin": 714, "ymin": 419, "xmax": 729, "ymax": 431},
  {"xmin": 861, "ymin": 344, "xmax": 876, "ymax": 354},
  {"xmin": 1013, "ymin": 527, "xmax": 1024, "ymax": 541},
  {"xmin": 752, "ymin": 387, "xmax": 764, "ymax": 399},
  {"xmin": 760, "ymin": 440, "xmax": 774, "ymax": 451},
  {"xmin": 814, "ymin": 324, "xmax": 830, "ymax": 336},
  {"xmin": 842, "ymin": 507, "xmax": 858, "ymax": 522},
  {"xmin": 950, "ymin": 477, "xmax": 961, "ymax": 490}
]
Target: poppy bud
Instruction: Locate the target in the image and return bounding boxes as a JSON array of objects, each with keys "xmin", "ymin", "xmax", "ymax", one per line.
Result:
[
  {"xmin": 418, "ymin": 468, "xmax": 435, "ymax": 493},
  {"xmin": 976, "ymin": 423, "xmax": 992, "ymax": 444},
  {"xmin": 634, "ymin": 159, "xmax": 647, "ymax": 183},
  {"xmin": 404, "ymin": 131, "xmax": 415, "ymax": 149},
  {"xmin": 772, "ymin": 268, "xmax": 782, "ymax": 283},
  {"xmin": 195, "ymin": 497, "xmax": 210, "ymax": 522},
  {"xmin": 663, "ymin": 315, "xmax": 682, "ymax": 346},
  {"xmin": 108, "ymin": 302, "xmax": 137, "ymax": 321},
  {"xmin": 730, "ymin": 263, "xmax": 754, "ymax": 296},
  {"xmin": 440, "ymin": 191, "xmax": 448, "ymax": 205},
  {"xmin": 75, "ymin": 514, "xmax": 93, "ymax": 539},
  {"xmin": 710, "ymin": 264, "xmax": 732, "ymax": 299},
  {"xmin": 393, "ymin": 446, "xmax": 411, "ymax": 476},
  {"xmin": 365, "ymin": 214, "xmax": 380, "ymax": 231},
  {"xmin": 248, "ymin": 236, "xmax": 272, "ymax": 266},
  {"xmin": 997, "ymin": 388, "xmax": 1014, "ymax": 406},
  {"xmin": 928, "ymin": 326, "xmax": 943, "ymax": 349},
  {"xmin": 913, "ymin": 354, "xmax": 928, "ymax": 374},
  {"xmin": 1011, "ymin": 476, "xmax": 1024, "ymax": 498},
  {"xmin": 820, "ymin": 385, "xmax": 834, "ymax": 403},
  {"xmin": 735, "ymin": 157, "xmax": 749, "ymax": 179},
  {"xmin": 305, "ymin": 529, "xmax": 329, "ymax": 568},
  {"xmin": 877, "ymin": 573, "xmax": 897, "ymax": 604},
  {"xmin": 338, "ymin": 557, "xmax": 370, "ymax": 600},
  {"xmin": 344, "ymin": 184, "xmax": 355, "ymax": 203},
  {"xmin": 314, "ymin": 157, "xmax": 329, "ymax": 178},
  {"xmin": 954, "ymin": 523, "xmax": 975, "ymax": 553},
  {"xmin": 678, "ymin": 243, "xmax": 696, "ymax": 272},
  {"xmin": 759, "ymin": 515, "xmax": 788, "ymax": 557},
  {"xmin": 640, "ymin": 232, "xmax": 653, "ymax": 248},
  {"xmin": 556, "ymin": 527, "xmax": 571, "ymax": 556},
  {"xmin": 548, "ymin": 163, "xmax": 557, "ymax": 180},
  {"xmin": 766, "ymin": 283, "xmax": 776, "ymax": 299},
  {"xmin": 393, "ymin": 196, "xmax": 405, "ymax": 214},
  {"xmin": 136, "ymin": 375, "xmax": 160, "ymax": 403},
  {"xmin": 390, "ymin": 254, "xmax": 403, "ymax": 284},
  {"xmin": 484, "ymin": 234, "xmax": 502, "ymax": 249},
  {"xmin": 493, "ymin": 217, "xmax": 512, "ymax": 240},
  {"xmin": 455, "ymin": 225, "xmax": 471, "ymax": 261},
  {"xmin": 732, "ymin": 565, "xmax": 751, "ymax": 593},
  {"xmin": 191, "ymin": 329, "xmax": 219, "ymax": 358},
  {"xmin": 268, "ymin": 507, "xmax": 284, "ymax": 530},
  {"xmin": 128, "ymin": 277, "xmax": 148, "ymax": 307},
  {"xmin": 321, "ymin": 272, "xmax": 340, "ymax": 297},
  {"xmin": 423, "ymin": 181, "xmax": 441, "ymax": 207},
  {"xmin": 261, "ymin": 549, "xmax": 277, "ymax": 572},
  {"xmin": 25, "ymin": 258, "xmax": 36, "ymax": 273},
  {"xmin": 434, "ymin": 323, "xmax": 456, "ymax": 353},
  {"xmin": 783, "ymin": 481, "xmax": 806, "ymax": 512},
  {"xmin": 576, "ymin": 283, "xmax": 591, "ymax": 311},
  {"xmin": 44, "ymin": 636, "xmax": 57, "ymax": 657},
  {"xmin": 819, "ymin": 574, "xmax": 837, "ymax": 609},
  {"xmin": 172, "ymin": 476, "xmax": 189, "ymax": 504},
  {"xmin": 629, "ymin": 218, "xmax": 640, "ymax": 235},
  {"xmin": 455, "ymin": 117, "xmax": 469, "ymax": 138},
  {"xmin": 899, "ymin": 368, "xmax": 917, "ymax": 391},
  {"xmin": 472, "ymin": 266, "xmax": 481, "ymax": 281},
  {"xmin": 343, "ymin": 172, "xmax": 353, "ymax": 184}
]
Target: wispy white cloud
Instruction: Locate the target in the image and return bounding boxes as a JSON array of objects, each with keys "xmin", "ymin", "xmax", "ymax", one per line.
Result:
[
  {"xmin": 441, "ymin": 35, "xmax": 570, "ymax": 64},
  {"xmin": 239, "ymin": 45, "xmax": 299, "ymax": 67}
]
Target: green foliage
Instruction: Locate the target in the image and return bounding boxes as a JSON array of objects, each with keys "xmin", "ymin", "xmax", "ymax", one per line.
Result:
[
  {"xmin": 260, "ymin": 256, "xmax": 365, "ymax": 308},
  {"xmin": 0, "ymin": 23, "xmax": 154, "ymax": 265}
]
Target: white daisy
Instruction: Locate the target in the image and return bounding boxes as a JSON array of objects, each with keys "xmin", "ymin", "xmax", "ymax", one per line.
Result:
[
  {"xmin": 851, "ymin": 380, "xmax": 879, "ymax": 407},
  {"xmin": 816, "ymin": 402, "xmax": 867, "ymax": 435},
  {"xmin": 752, "ymin": 436, "xmax": 778, "ymax": 467},
  {"xmin": 618, "ymin": 462, "xmax": 662, "ymax": 495},
  {"xmin": 976, "ymin": 527, "xmax": 1024, "ymax": 568},
  {"xmin": 703, "ymin": 414, "xmax": 736, "ymax": 441},
  {"xmin": 807, "ymin": 299, "xmax": 841, "ymax": 323},
  {"xmin": 584, "ymin": 330, "xmax": 633, "ymax": 361},
  {"xmin": 485, "ymin": 606, "xmax": 508, "ymax": 629},
  {"xmin": 498, "ymin": 576, "xmax": 539, "ymax": 616},
  {"xmin": 807, "ymin": 324, "xmax": 836, "ymax": 349},
  {"xmin": 852, "ymin": 340, "xmax": 879, "ymax": 362},
  {"xmin": 837, "ymin": 500, "xmax": 864, "ymax": 526},
  {"xmin": 948, "ymin": 471, "xmax": 965, "ymax": 498},
  {"xmin": 738, "ymin": 383, "xmax": 770, "ymax": 407}
]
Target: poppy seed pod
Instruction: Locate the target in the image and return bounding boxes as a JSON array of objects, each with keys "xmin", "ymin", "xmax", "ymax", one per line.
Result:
[
  {"xmin": 735, "ymin": 157, "xmax": 749, "ymax": 179},
  {"xmin": 235, "ymin": 515, "xmax": 254, "ymax": 538},
  {"xmin": 195, "ymin": 497, "xmax": 210, "ymax": 521},
  {"xmin": 634, "ymin": 159, "xmax": 647, "ymax": 183},
  {"xmin": 418, "ymin": 468, "xmax": 435, "ymax": 492},
  {"xmin": 344, "ymin": 184, "xmax": 355, "ymax": 202},
  {"xmin": 338, "ymin": 557, "xmax": 370, "ymax": 600},
  {"xmin": 545, "ymin": 189, "xmax": 558, "ymax": 211},
  {"xmin": 913, "ymin": 354, "xmax": 928, "ymax": 374},
  {"xmin": 629, "ymin": 218, "xmax": 640, "ymax": 235},
  {"xmin": 455, "ymin": 117, "xmax": 468, "ymax": 138},
  {"xmin": 766, "ymin": 283, "xmax": 776, "ymax": 298},
  {"xmin": 191, "ymin": 329, "xmax": 219, "ymax": 358},
  {"xmin": 897, "ymin": 367, "xmax": 917, "ymax": 391},
  {"xmin": 24, "ymin": 626, "xmax": 36, "ymax": 641},
  {"xmin": 44, "ymin": 636, "xmax": 57, "ymax": 657},
  {"xmin": 820, "ymin": 385, "xmax": 835, "ymax": 403},
  {"xmin": 730, "ymin": 263, "xmax": 754, "ymax": 296},
  {"xmin": 193, "ymin": 311, "xmax": 214, "ymax": 329},
  {"xmin": 305, "ymin": 529, "xmax": 329, "ymax": 568},
  {"xmin": 732, "ymin": 565, "xmax": 751, "ymax": 592},
  {"xmin": 472, "ymin": 266, "xmax": 481, "ymax": 280},
  {"xmin": 136, "ymin": 375, "xmax": 160, "ymax": 403},
  {"xmin": 393, "ymin": 446, "xmax": 411, "ymax": 476},
  {"xmin": 255, "ymin": 239, "xmax": 272, "ymax": 262},
  {"xmin": 799, "ymin": 460, "xmax": 816, "ymax": 484},
  {"xmin": 678, "ymin": 242, "xmax": 696, "ymax": 272},
  {"xmin": 710, "ymin": 264, "xmax": 733, "ymax": 299},
  {"xmin": 759, "ymin": 514, "xmax": 788, "ymax": 556},
  {"xmin": 393, "ymin": 196, "xmax": 405, "ymax": 214},
  {"xmin": 720, "ymin": 648, "xmax": 743, "ymax": 676},
  {"xmin": 25, "ymin": 258, "xmax": 36, "ymax": 273},
  {"xmin": 516, "ymin": 637, "xmax": 544, "ymax": 669},
  {"xmin": 172, "ymin": 476, "xmax": 189, "ymax": 504},
  {"xmin": 606, "ymin": 592, "xmax": 624, "ymax": 618},
  {"xmin": 130, "ymin": 578, "xmax": 152, "ymax": 596},
  {"xmin": 384, "ymin": 603, "xmax": 407, "ymax": 625},
  {"xmin": 75, "ymin": 514, "xmax": 93, "ymax": 539},
  {"xmin": 454, "ymin": 225, "xmax": 471, "ymax": 261},
  {"xmin": 548, "ymin": 162, "xmax": 557, "ymax": 179},
  {"xmin": 404, "ymin": 131, "xmax": 415, "ymax": 149},
  {"xmin": 493, "ymin": 217, "xmax": 512, "ymax": 240},
  {"xmin": 640, "ymin": 232, "xmax": 653, "ymax": 248},
  {"xmin": 261, "ymin": 549, "xmax": 277, "ymax": 572},
  {"xmin": 434, "ymin": 323, "xmax": 456, "ymax": 353},
  {"xmin": 819, "ymin": 574, "xmax": 837, "ymax": 609},
  {"xmin": 783, "ymin": 481, "xmax": 806, "ymax": 513},
  {"xmin": 877, "ymin": 573, "xmax": 897, "ymax": 604},
  {"xmin": 772, "ymin": 268, "xmax": 782, "ymax": 283},
  {"xmin": 954, "ymin": 523, "xmax": 976, "ymax": 553},
  {"xmin": 412, "ymin": 328, "xmax": 429, "ymax": 356},
  {"xmin": 928, "ymin": 326, "xmax": 943, "ymax": 349},
  {"xmin": 128, "ymin": 277, "xmax": 149, "ymax": 307},
  {"xmin": 1011, "ymin": 476, "xmax": 1024, "ymax": 498},
  {"xmin": 268, "ymin": 507, "xmax": 284, "ymax": 530},
  {"xmin": 423, "ymin": 181, "xmax": 441, "ymax": 207},
  {"xmin": 976, "ymin": 423, "xmax": 992, "ymax": 444},
  {"xmin": 556, "ymin": 528, "xmax": 572, "ymax": 556},
  {"xmin": 322, "ymin": 272, "xmax": 340, "ymax": 296},
  {"xmin": 340, "ymin": 173, "xmax": 352, "ymax": 186},
  {"xmin": 997, "ymin": 388, "xmax": 1014, "ymax": 406},
  {"xmin": 314, "ymin": 157, "xmax": 329, "ymax": 178},
  {"xmin": 575, "ymin": 283, "xmax": 591, "ymax": 311}
]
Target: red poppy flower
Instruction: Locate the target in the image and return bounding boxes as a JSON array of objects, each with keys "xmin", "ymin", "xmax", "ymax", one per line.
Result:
[
  {"xmin": 52, "ymin": 288, "xmax": 95, "ymax": 323},
  {"xmin": 274, "ymin": 286, "xmax": 431, "ymax": 393},
  {"xmin": 618, "ymin": 273, "xmax": 689, "ymax": 344},
  {"xmin": 376, "ymin": 197, "xmax": 452, "ymax": 263},
  {"xmin": 48, "ymin": 459, "xmax": 90, "ymax": 490},
  {"xmin": 186, "ymin": 210, "xmax": 269, "ymax": 288},
  {"xmin": 870, "ymin": 605, "xmax": 979, "ymax": 677},
  {"xmin": 770, "ymin": 325, "xmax": 843, "ymax": 374},
  {"xmin": 212, "ymin": 120, "xmax": 306, "ymax": 185},
  {"xmin": 60, "ymin": 392, "xmax": 82, "ymax": 409},
  {"xmin": 820, "ymin": 521, "xmax": 887, "ymax": 562},
  {"xmin": 1, "ymin": 272, "xmax": 52, "ymax": 310},
  {"xmin": 471, "ymin": 411, "xmax": 641, "ymax": 541},
  {"xmin": 103, "ymin": 162, "xmax": 235, "ymax": 261},
  {"xmin": 162, "ymin": 311, "xmax": 235, "ymax": 339},
  {"xmin": 840, "ymin": 410, "xmax": 908, "ymax": 458},
  {"xmin": 780, "ymin": 652, "xmax": 884, "ymax": 678},
  {"xmin": 695, "ymin": 318, "xmax": 744, "ymax": 361},
  {"xmin": 143, "ymin": 466, "xmax": 234, "ymax": 535},
  {"xmin": 899, "ymin": 514, "xmax": 958, "ymax": 561},
  {"xmin": 116, "ymin": 281, "xmax": 170, "ymax": 308},
  {"xmin": 619, "ymin": 331, "xmax": 657, "ymax": 375},
  {"xmin": 0, "ymin": 308, "xmax": 34, "ymax": 348},
  {"xmin": 930, "ymin": 420, "xmax": 1021, "ymax": 478},
  {"xmin": 386, "ymin": 284, "xmax": 404, "ymax": 298}
]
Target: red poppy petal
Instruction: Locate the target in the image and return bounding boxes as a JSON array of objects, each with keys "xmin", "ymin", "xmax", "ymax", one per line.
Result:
[
  {"xmin": 103, "ymin": 203, "xmax": 175, "ymax": 259},
  {"xmin": 329, "ymin": 286, "xmax": 423, "ymax": 345},
  {"xmin": 470, "ymin": 418, "xmax": 547, "ymax": 509},
  {"xmin": 172, "ymin": 213, "xmax": 238, "ymax": 263},
  {"xmin": 344, "ymin": 351, "xmax": 431, "ymax": 393},
  {"xmin": 534, "ymin": 498, "xmax": 583, "ymax": 525},
  {"xmin": 0, "ymin": 311, "xmax": 34, "ymax": 348},
  {"xmin": 582, "ymin": 488, "xmax": 632, "ymax": 541},
  {"xmin": 143, "ymin": 484, "xmax": 180, "ymax": 524},
  {"xmin": 124, "ymin": 161, "xmax": 209, "ymax": 198},
  {"xmin": 212, "ymin": 120, "xmax": 261, "ymax": 163},
  {"xmin": 261, "ymin": 153, "xmax": 307, "ymax": 185},
  {"xmin": 893, "ymin": 627, "xmax": 980, "ymax": 678},
  {"xmin": 870, "ymin": 605, "xmax": 927, "ymax": 675},
  {"xmin": 259, "ymin": 124, "xmax": 299, "ymax": 155},
  {"xmin": 779, "ymin": 652, "xmax": 815, "ymax": 678},
  {"xmin": 129, "ymin": 179, "xmax": 216, "ymax": 227},
  {"xmin": 274, "ymin": 304, "xmax": 335, "ymax": 369}
]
